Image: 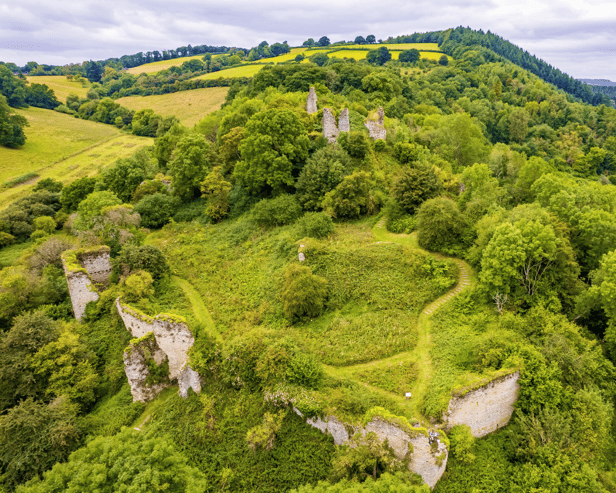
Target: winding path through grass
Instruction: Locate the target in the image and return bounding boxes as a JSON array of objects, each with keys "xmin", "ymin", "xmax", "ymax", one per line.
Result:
[{"xmin": 324, "ymin": 217, "xmax": 474, "ymax": 420}]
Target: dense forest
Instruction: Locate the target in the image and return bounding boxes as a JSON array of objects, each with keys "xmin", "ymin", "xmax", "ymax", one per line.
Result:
[{"xmin": 1, "ymin": 28, "xmax": 616, "ymax": 493}]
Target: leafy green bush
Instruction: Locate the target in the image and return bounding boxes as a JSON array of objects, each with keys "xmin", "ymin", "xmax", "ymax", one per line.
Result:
[
  {"xmin": 298, "ymin": 212, "xmax": 334, "ymax": 238},
  {"xmin": 134, "ymin": 193, "xmax": 180, "ymax": 228},
  {"xmin": 113, "ymin": 244, "xmax": 169, "ymax": 281},
  {"xmin": 287, "ymin": 353, "xmax": 324, "ymax": 389},
  {"xmin": 282, "ymin": 264, "xmax": 328, "ymax": 321},
  {"xmin": 252, "ymin": 194, "xmax": 303, "ymax": 228}
]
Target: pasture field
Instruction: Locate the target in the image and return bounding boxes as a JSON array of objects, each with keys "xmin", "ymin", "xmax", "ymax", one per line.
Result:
[
  {"xmin": 328, "ymin": 50, "xmax": 371, "ymax": 60},
  {"xmin": 126, "ymin": 54, "xmax": 224, "ymax": 75},
  {"xmin": 193, "ymin": 64, "xmax": 264, "ymax": 80},
  {"xmin": 26, "ymin": 75, "xmax": 90, "ymax": 102},
  {"xmin": 116, "ymin": 86, "xmax": 228, "ymax": 127},
  {"xmin": 0, "ymin": 107, "xmax": 152, "ymax": 208}
]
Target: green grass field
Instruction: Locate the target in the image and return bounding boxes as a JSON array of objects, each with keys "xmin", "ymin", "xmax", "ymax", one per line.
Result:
[
  {"xmin": 193, "ymin": 64, "xmax": 264, "ymax": 80},
  {"xmin": 116, "ymin": 86, "xmax": 228, "ymax": 127},
  {"xmin": 0, "ymin": 107, "xmax": 152, "ymax": 209},
  {"xmin": 26, "ymin": 75, "xmax": 90, "ymax": 103},
  {"xmin": 125, "ymin": 55, "xmax": 220, "ymax": 75}
]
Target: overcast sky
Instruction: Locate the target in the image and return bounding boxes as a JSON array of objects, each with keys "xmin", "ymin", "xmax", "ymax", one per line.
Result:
[{"xmin": 1, "ymin": 0, "xmax": 615, "ymax": 80}]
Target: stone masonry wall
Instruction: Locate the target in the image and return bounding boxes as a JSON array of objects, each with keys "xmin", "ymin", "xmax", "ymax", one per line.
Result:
[
  {"xmin": 64, "ymin": 271, "xmax": 99, "ymax": 321},
  {"xmin": 62, "ymin": 246, "xmax": 112, "ymax": 321},
  {"xmin": 306, "ymin": 86, "xmax": 317, "ymax": 114},
  {"xmin": 365, "ymin": 106, "xmax": 386, "ymax": 140},
  {"xmin": 443, "ymin": 371, "xmax": 520, "ymax": 438},
  {"xmin": 123, "ymin": 335, "xmax": 170, "ymax": 402},
  {"xmin": 296, "ymin": 409, "xmax": 447, "ymax": 489},
  {"xmin": 80, "ymin": 250, "xmax": 112, "ymax": 285},
  {"xmin": 338, "ymin": 108, "xmax": 350, "ymax": 133},
  {"xmin": 116, "ymin": 299, "xmax": 202, "ymax": 399},
  {"xmin": 322, "ymin": 108, "xmax": 339, "ymax": 143}
]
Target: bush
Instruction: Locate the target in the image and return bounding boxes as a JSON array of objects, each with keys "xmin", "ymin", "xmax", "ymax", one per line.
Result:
[
  {"xmin": 416, "ymin": 197, "xmax": 466, "ymax": 254},
  {"xmin": 286, "ymin": 353, "xmax": 323, "ymax": 389},
  {"xmin": 392, "ymin": 166, "xmax": 442, "ymax": 214},
  {"xmin": 134, "ymin": 193, "xmax": 180, "ymax": 229},
  {"xmin": 113, "ymin": 244, "xmax": 169, "ymax": 281},
  {"xmin": 252, "ymin": 195, "xmax": 302, "ymax": 228},
  {"xmin": 282, "ymin": 264, "xmax": 328, "ymax": 321},
  {"xmin": 338, "ymin": 131, "xmax": 369, "ymax": 159},
  {"xmin": 298, "ymin": 212, "xmax": 334, "ymax": 238}
]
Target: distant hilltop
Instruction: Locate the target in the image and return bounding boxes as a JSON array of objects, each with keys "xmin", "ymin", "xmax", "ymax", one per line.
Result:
[{"xmin": 578, "ymin": 78, "xmax": 616, "ymax": 86}]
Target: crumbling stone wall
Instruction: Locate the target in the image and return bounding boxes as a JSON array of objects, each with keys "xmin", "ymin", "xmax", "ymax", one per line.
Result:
[
  {"xmin": 116, "ymin": 299, "xmax": 202, "ymax": 400},
  {"xmin": 338, "ymin": 108, "xmax": 350, "ymax": 133},
  {"xmin": 80, "ymin": 249, "xmax": 112, "ymax": 285},
  {"xmin": 123, "ymin": 333, "xmax": 170, "ymax": 402},
  {"xmin": 62, "ymin": 246, "xmax": 112, "ymax": 321},
  {"xmin": 306, "ymin": 86, "xmax": 317, "ymax": 114},
  {"xmin": 443, "ymin": 371, "xmax": 520, "ymax": 437},
  {"xmin": 296, "ymin": 409, "xmax": 447, "ymax": 489},
  {"xmin": 365, "ymin": 106, "xmax": 386, "ymax": 140},
  {"xmin": 322, "ymin": 108, "xmax": 339, "ymax": 143}
]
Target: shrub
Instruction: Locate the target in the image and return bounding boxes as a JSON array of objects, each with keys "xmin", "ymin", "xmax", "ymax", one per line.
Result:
[
  {"xmin": 286, "ymin": 353, "xmax": 324, "ymax": 389},
  {"xmin": 416, "ymin": 197, "xmax": 466, "ymax": 254},
  {"xmin": 113, "ymin": 244, "xmax": 169, "ymax": 281},
  {"xmin": 322, "ymin": 171, "xmax": 375, "ymax": 219},
  {"xmin": 252, "ymin": 195, "xmax": 302, "ymax": 227},
  {"xmin": 392, "ymin": 166, "xmax": 442, "ymax": 214},
  {"xmin": 33, "ymin": 178, "xmax": 63, "ymax": 193},
  {"xmin": 338, "ymin": 131, "xmax": 369, "ymax": 159},
  {"xmin": 298, "ymin": 212, "xmax": 334, "ymax": 238},
  {"xmin": 134, "ymin": 193, "xmax": 179, "ymax": 229},
  {"xmin": 282, "ymin": 264, "xmax": 328, "ymax": 321}
]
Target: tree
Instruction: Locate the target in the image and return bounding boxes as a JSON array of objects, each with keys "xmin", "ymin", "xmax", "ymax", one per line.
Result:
[
  {"xmin": 169, "ymin": 133, "xmax": 215, "ymax": 202},
  {"xmin": 438, "ymin": 55, "xmax": 449, "ymax": 66},
  {"xmin": 322, "ymin": 171, "xmax": 375, "ymax": 219},
  {"xmin": 251, "ymin": 195, "xmax": 303, "ymax": 227},
  {"xmin": 296, "ymin": 145, "xmax": 350, "ymax": 210},
  {"xmin": 281, "ymin": 264, "xmax": 328, "ymax": 320},
  {"xmin": 392, "ymin": 166, "xmax": 442, "ymax": 214},
  {"xmin": 0, "ymin": 93, "xmax": 28, "ymax": 148},
  {"xmin": 366, "ymin": 35, "xmax": 376, "ymax": 44},
  {"xmin": 100, "ymin": 157, "xmax": 146, "ymax": 203},
  {"xmin": 131, "ymin": 109, "xmax": 163, "ymax": 137},
  {"xmin": 0, "ymin": 310, "xmax": 59, "ymax": 411},
  {"xmin": 310, "ymin": 53, "xmax": 329, "ymax": 67},
  {"xmin": 318, "ymin": 36, "xmax": 331, "ymax": 47},
  {"xmin": 303, "ymin": 38, "xmax": 316, "ymax": 47},
  {"xmin": 235, "ymin": 109, "xmax": 309, "ymax": 195},
  {"xmin": 113, "ymin": 244, "xmax": 169, "ymax": 281},
  {"xmin": 200, "ymin": 166, "xmax": 232, "ymax": 222},
  {"xmin": 433, "ymin": 113, "xmax": 489, "ymax": 170},
  {"xmin": 84, "ymin": 60, "xmax": 103, "ymax": 83},
  {"xmin": 59, "ymin": 177, "xmax": 97, "ymax": 212},
  {"xmin": 399, "ymin": 49, "xmax": 420, "ymax": 63},
  {"xmin": 16, "ymin": 428, "xmax": 207, "ymax": 493},
  {"xmin": 33, "ymin": 178, "xmax": 63, "ymax": 193},
  {"xmin": 0, "ymin": 398, "xmax": 80, "ymax": 491},
  {"xmin": 366, "ymin": 47, "xmax": 391, "ymax": 66},
  {"xmin": 75, "ymin": 190, "xmax": 122, "ymax": 229},
  {"xmin": 354, "ymin": 36, "xmax": 367, "ymax": 45},
  {"xmin": 134, "ymin": 193, "xmax": 179, "ymax": 228},
  {"xmin": 417, "ymin": 197, "xmax": 466, "ymax": 254},
  {"xmin": 332, "ymin": 432, "xmax": 404, "ymax": 481}
]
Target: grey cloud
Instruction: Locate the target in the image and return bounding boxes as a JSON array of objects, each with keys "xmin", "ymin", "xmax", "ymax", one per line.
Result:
[{"xmin": 0, "ymin": 0, "xmax": 615, "ymax": 79}]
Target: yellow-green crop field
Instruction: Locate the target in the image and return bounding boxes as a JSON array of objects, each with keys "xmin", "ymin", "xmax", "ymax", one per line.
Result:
[
  {"xmin": 26, "ymin": 75, "xmax": 90, "ymax": 103},
  {"xmin": 253, "ymin": 49, "xmax": 309, "ymax": 64},
  {"xmin": 328, "ymin": 50, "xmax": 371, "ymax": 61},
  {"xmin": 194, "ymin": 64, "xmax": 264, "ymax": 80},
  {"xmin": 126, "ymin": 54, "xmax": 223, "ymax": 75},
  {"xmin": 0, "ymin": 107, "xmax": 152, "ymax": 208},
  {"xmin": 116, "ymin": 86, "xmax": 229, "ymax": 127},
  {"xmin": 354, "ymin": 43, "xmax": 441, "ymax": 51}
]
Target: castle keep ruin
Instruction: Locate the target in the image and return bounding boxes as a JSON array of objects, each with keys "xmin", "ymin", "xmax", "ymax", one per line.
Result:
[{"xmin": 365, "ymin": 106, "xmax": 387, "ymax": 140}]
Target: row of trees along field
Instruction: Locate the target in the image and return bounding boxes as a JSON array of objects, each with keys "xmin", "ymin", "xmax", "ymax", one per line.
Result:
[{"xmin": 1, "ymin": 32, "xmax": 616, "ymax": 493}]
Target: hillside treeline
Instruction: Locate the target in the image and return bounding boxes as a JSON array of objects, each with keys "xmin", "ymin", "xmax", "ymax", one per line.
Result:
[{"xmin": 1, "ymin": 36, "xmax": 616, "ymax": 493}]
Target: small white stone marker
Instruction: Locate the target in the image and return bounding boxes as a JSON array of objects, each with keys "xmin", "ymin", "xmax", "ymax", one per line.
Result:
[{"xmin": 405, "ymin": 392, "xmax": 412, "ymax": 399}]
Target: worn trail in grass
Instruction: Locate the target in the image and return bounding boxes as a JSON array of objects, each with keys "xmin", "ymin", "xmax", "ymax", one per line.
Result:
[
  {"xmin": 172, "ymin": 276, "xmax": 221, "ymax": 341},
  {"xmin": 323, "ymin": 217, "xmax": 474, "ymax": 421}
]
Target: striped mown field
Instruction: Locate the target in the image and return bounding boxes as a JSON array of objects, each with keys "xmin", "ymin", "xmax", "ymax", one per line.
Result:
[
  {"xmin": 116, "ymin": 87, "xmax": 229, "ymax": 127},
  {"xmin": 0, "ymin": 107, "xmax": 152, "ymax": 209}
]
